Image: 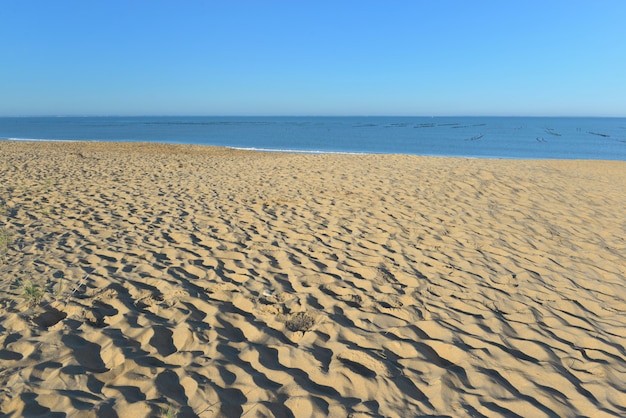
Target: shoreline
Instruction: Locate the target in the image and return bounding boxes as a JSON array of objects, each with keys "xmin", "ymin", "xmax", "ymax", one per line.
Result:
[
  {"xmin": 1, "ymin": 141, "xmax": 625, "ymax": 417},
  {"xmin": 4, "ymin": 138, "xmax": 626, "ymax": 162}
]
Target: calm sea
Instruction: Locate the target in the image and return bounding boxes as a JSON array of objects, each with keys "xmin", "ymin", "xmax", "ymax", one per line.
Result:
[{"xmin": 1, "ymin": 116, "xmax": 625, "ymax": 160}]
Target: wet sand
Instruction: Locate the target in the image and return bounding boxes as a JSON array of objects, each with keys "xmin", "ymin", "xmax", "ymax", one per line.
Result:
[{"xmin": 0, "ymin": 141, "xmax": 625, "ymax": 417}]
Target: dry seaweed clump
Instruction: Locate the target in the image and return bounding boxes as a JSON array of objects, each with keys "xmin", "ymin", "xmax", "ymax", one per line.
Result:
[{"xmin": 285, "ymin": 312, "xmax": 315, "ymax": 332}]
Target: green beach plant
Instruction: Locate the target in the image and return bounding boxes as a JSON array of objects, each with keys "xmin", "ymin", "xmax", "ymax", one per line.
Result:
[
  {"xmin": 160, "ymin": 406, "xmax": 179, "ymax": 418},
  {"xmin": 53, "ymin": 277, "xmax": 66, "ymax": 298},
  {"xmin": 0, "ymin": 227, "xmax": 11, "ymax": 259},
  {"xmin": 22, "ymin": 280, "xmax": 45, "ymax": 307}
]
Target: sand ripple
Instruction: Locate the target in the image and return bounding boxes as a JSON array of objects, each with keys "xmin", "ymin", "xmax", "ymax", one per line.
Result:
[{"xmin": 1, "ymin": 142, "xmax": 625, "ymax": 417}]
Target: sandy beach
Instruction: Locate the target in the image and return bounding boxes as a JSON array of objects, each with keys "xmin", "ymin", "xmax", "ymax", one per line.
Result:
[{"xmin": 0, "ymin": 141, "xmax": 625, "ymax": 417}]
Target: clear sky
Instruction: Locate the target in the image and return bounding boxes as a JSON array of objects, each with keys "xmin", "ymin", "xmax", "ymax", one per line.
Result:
[{"xmin": 1, "ymin": 0, "xmax": 625, "ymax": 117}]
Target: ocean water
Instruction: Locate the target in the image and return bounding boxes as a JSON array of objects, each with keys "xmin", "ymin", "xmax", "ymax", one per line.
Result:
[{"xmin": 1, "ymin": 116, "xmax": 625, "ymax": 160}]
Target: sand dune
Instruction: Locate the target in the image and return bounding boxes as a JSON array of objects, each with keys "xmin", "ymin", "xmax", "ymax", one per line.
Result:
[{"xmin": 0, "ymin": 141, "xmax": 625, "ymax": 417}]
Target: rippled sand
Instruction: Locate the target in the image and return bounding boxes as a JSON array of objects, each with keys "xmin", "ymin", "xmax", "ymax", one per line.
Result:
[{"xmin": 1, "ymin": 141, "xmax": 625, "ymax": 417}]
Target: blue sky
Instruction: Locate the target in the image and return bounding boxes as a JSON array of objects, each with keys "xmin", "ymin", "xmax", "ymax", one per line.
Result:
[{"xmin": 1, "ymin": 1, "xmax": 625, "ymax": 116}]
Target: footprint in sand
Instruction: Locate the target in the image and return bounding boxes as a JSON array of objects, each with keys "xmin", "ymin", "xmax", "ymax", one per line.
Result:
[
  {"xmin": 32, "ymin": 308, "xmax": 67, "ymax": 329},
  {"xmin": 336, "ymin": 349, "xmax": 400, "ymax": 378},
  {"xmin": 149, "ymin": 326, "xmax": 177, "ymax": 356},
  {"xmin": 60, "ymin": 334, "xmax": 108, "ymax": 373}
]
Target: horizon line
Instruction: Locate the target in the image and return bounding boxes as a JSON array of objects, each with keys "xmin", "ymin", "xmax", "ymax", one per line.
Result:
[{"xmin": 1, "ymin": 114, "xmax": 625, "ymax": 118}]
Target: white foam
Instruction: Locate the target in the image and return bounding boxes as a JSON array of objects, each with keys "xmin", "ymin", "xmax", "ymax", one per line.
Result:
[
  {"xmin": 5, "ymin": 137, "xmax": 81, "ymax": 142},
  {"xmin": 228, "ymin": 146, "xmax": 367, "ymax": 155}
]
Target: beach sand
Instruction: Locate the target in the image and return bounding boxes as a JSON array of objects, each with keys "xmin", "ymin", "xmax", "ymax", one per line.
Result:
[{"xmin": 0, "ymin": 141, "xmax": 625, "ymax": 417}]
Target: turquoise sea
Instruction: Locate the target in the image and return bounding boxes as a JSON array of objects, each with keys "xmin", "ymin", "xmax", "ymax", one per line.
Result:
[{"xmin": 1, "ymin": 116, "xmax": 625, "ymax": 160}]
